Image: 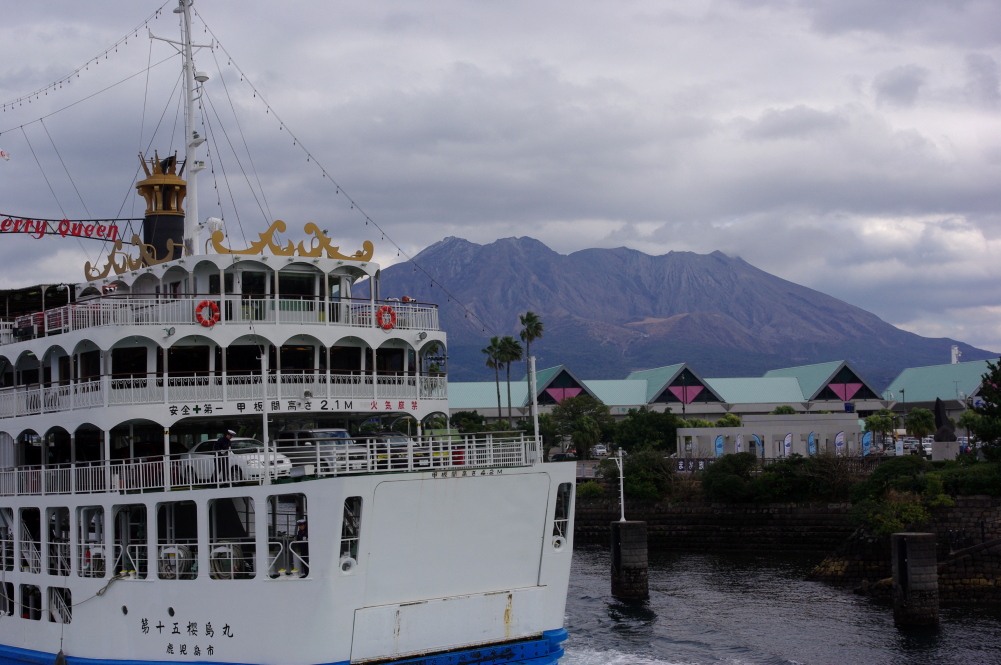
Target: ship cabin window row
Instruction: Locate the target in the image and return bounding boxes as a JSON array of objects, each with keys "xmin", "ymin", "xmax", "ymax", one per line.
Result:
[{"xmin": 0, "ymin": 494, "xmax": 363, "ymax": 585}]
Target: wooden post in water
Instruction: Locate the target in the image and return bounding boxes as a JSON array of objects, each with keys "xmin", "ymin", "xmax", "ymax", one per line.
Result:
[{"xmin": 891, "ymin": 532, "xmax": 938, "ymax": 626}]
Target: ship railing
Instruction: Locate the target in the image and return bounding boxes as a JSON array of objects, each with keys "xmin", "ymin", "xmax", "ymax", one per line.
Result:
[
  {"xmin": 0, "ymin": 432, "xmax": 534, "ymax": 496},
  {"xmin": 79, "ymin": 543, "xmax": 109, "ymax": 578},
  {"xmin": 111, "ymin": 544, "xmax": 148, "ymax": 578},
  {"xmin": 209, "ymin": 538, "xmax": 256, "ymax": 579},
  {"xmin": 167, "ymin": 374, "xmax": 224, "ymax": 402},
  {"xmin": 4, "ymin": 294, "xmax": 441, "ymax": 346},
  {"xmin": 157, "ymin": 541, "xmax": 197, "ymax": 580},
  {"xmin": 19, "ymin": 523, "xmax": 41, "ymax": 574},
  {"xmin": 266, "ymin": 540, "xmax": 286, "ymax": 577},
  {"xmin": 288, "ymin": 541, "xmax": 309, "ymax": 576},
  {"xmin": 0, "ymin": 537, "xmax": 13, "ymax": 572},
  {"xmin": 108, "ymin": 376, "xmax": 163, "ymax": 405},
  {"xmin": 0, "ymin": 370, "xmax": 448, "ymax": 419},
  {"xmin": 49, "ymin": 588, "xmax": 72, "ymax": 624},
  {"xmin": 48, "ymin": 540, "xmax": 71, "ymax": 576}
]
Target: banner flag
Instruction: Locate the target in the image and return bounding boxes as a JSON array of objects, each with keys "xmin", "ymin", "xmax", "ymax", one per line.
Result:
[
  {"xmin": 835, "ymin": 431, "xmax": 845, "ymax": 455},
  {"xmin": 862, "ymin": 431, "xmax": 872, "ymax": 457},
  {"xmin": 783, "ymin": 433, "xmax": 792, "ymax": 456},
  {"xmin": 808, "ymin": 431, "xmax": 816, "ymax": 456},
  {"xmin": 715, "ymin": 435, "xmax": 724, "ymax": 457},
  {"xmin": 752, "ymin": 434, "xmax": 763, "ymax": 457},
  {"xmin": 736, "ymin": 433, "xmax": 744, "ymax": 453}
]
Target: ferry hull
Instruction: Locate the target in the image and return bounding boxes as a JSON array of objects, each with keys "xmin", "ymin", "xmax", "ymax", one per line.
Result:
[{"xmin": 0, "ymin": 629, "xmax": 567, "ymax": 665}]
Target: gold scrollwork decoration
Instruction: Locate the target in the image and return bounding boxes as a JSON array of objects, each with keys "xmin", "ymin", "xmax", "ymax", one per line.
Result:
[
  {"xmin": 212, "ymin": 220, "xmax": 374, "ymax": 262},
  {"xmin": 84, "ymin": 235, "xmax": 180, "ymax": 280}
]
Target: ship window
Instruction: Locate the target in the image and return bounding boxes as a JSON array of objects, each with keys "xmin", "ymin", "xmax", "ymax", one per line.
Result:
[
  {"xmin": 340, "ymin": 496, "xmax": 362, "ymax": 560},
  {"xmin": 20, "ymin": 584, "xmax": 41, "ymax": 620},
  {"xmin": 0, "ymin": 508, "xmax": 12, "ymax": 572},
  {"xmin": 553, "ymin": 483, "xmax": 573, "ymax": 538},
  {"xmin": 113, "ymin": 505, "xmax": 147, "ymax": 579},
  {"xmin": 208, "ymin": 273, "xmax": 235, "ymax": 295},
  {"xmin": 156, "ymin": 501, "xmax": 197, "ymax": 580},
  {"xmin": 78, "ymin": 506, "xmax": 106, "ymax": 578},
  {"xmin": 279, "ymin": 273, "xmax": 316, "ymax": 298},
  {"xmin": 266, "ymin": 493, "xmax": 306, "ymax": 578},
  {"xmin": 0, "ymin": 582, "xmax": 12, "ymax": 615},
  {"xmin": 48, "ymin": 587, "xmax": 71, "ymax": 624},
  {"xmin": 208, "ymin": 498, "xmax": 256, "ymax": 580},
  {"xmin": 19, "ymin": 508, "xmax": 41, "ymax": 574},
  {"xmin": 111, "ymin": 348, "xmax": 147, "ymax": 378},
  {"xmin": 46, "ymin": 507, "xmax": 70, "ymax": 576}
]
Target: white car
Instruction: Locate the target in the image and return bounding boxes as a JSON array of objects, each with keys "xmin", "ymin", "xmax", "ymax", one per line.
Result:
[
  {"xmin": 593, "ymin": 444, "xmax": 608, "ymax": 457},
  {"xmin": 179, "ymin": 438, "xmax": 292, "ymax": 482}
]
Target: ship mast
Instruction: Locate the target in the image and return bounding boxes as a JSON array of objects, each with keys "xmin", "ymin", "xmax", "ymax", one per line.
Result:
[{"xmin": 178, "ymin": 0, "xmax": 203, "ymax": 256}]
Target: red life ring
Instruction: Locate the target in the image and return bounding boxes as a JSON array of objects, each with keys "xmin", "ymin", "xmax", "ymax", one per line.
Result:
[
  {"xmin": 376, "ymin": 305, "xmax": 397, "ymax": 331},
  {"xmin": 195, "ymin": 300, "xmax": 221, "ymax": 327}
]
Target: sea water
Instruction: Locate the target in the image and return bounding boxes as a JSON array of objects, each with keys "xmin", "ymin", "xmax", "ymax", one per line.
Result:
[{"xmin": 562, "ymin": 547, "xmax": 1001, "ymax": 665}]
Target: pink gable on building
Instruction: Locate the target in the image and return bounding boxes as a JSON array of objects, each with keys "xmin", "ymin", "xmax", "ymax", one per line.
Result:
[
  {"xmin": 828, "ymin": 383, "xmax": 862, "ymax": 401},
  {"xmin": 545, "ymin": 387, "xmax": 582, "ymax": 403},
  {"xmin": 668, "ymin": 385, "xmax": 704, "ymax": 404}
]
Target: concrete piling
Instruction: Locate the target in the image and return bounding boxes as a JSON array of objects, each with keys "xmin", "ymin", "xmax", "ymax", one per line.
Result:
[
  {"xmin": 891, "ymin": 532, "xmax": 939, "ymax": 626},
  {"xmin": 611, "ymin": 521, "xmax": 648, "ymax": 600}
]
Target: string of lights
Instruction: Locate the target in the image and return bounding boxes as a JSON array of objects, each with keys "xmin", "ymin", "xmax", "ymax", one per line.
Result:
[{"xmin": 0, "ymin": 2, "xmax": 172, "ymax": 114}]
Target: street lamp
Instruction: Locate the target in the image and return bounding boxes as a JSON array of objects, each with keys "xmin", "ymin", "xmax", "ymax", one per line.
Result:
[{"xmin": 611, "ymin": 449, "xmax": 626, "ymax": 522}]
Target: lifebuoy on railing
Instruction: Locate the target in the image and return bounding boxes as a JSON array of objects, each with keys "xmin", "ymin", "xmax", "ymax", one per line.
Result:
[
  {"xmin": 195, "ymin": 300, "xmax": 221, "ymax": 327},
  {"xmin": 376, "ymin": 305, "xmax": 396, "ymax": 331}
]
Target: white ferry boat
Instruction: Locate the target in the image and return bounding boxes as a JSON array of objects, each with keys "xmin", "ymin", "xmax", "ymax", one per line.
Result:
[{"xmin": 0, "ymin": 3, "xmax": 575, "ymax": 664}]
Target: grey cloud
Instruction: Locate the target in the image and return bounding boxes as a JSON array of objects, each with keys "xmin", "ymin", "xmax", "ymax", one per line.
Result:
[
  {"xmin": 965, "ymin": 53, "xmax": 1000, "ymax": 107},
  {"xmin": 787, "ymin": 0, "xmax": 1001, "ymax": 48},
  {"xmin": 742, "ymin": 105, "xmax": 848, "ymax": 140},
  {"xmin": 873, "ymin": 65, "xmax": 929, "ymax": 107}
]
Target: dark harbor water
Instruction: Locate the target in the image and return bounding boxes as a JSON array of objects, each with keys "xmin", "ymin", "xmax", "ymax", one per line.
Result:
[{"xmin": 562, "ymin": 548, "xmax": 1001, "ymax": 665}]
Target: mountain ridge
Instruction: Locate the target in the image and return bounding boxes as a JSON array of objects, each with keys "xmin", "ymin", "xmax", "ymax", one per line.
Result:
[{"xmin": 366, "ymin": 236, "xmax": 996, "ymax": 388}]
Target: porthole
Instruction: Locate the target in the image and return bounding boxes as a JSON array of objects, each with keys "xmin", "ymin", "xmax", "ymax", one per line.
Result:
[
  {"xmin": 168, "ymin": 607, "xmax": 175, "ymax": 617},
  {"xmin": 122, "ymin": 606, "xmax": 128, "ymax": 615}
]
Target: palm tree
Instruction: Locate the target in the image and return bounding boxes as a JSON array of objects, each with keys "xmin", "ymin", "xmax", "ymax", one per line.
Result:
[
  {"xmin": 519, "ymin": 311, "xmax": 544, "ymax": 378},
  {"xmin": 482, "ymin": 337, "xmax": 503, "ymax": 421},
  {"xmin": 498, "ymin": 336, "xmax": 524, "ymax": 424}
]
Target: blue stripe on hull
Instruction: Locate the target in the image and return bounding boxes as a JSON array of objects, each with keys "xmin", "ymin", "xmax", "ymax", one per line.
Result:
[{"xmin": 0, "ymin": 630, "xmax": 567, "ymax": 665}]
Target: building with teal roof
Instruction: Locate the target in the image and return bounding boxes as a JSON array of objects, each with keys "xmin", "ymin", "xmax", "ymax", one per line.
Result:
[{"xmin": 883, "ymin": 360, "xmax": 991, "ymax": 410}]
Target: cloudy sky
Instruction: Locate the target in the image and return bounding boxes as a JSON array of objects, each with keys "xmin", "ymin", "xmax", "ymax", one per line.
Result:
[{"xmin": 1, "ymin": 0, "xmax": 1000, "ymax": 351}]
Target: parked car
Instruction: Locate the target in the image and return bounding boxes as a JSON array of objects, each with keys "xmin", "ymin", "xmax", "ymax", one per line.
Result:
[
  {"xmin": 921, "ymin": 442, "xmax": 933, "ymax": 457},
  {"xmin": 900, "ymin": 437, "xmax": 920, "ymax": 451},
  {"xmin": 549, "ymin": 453, "xmax": 576, "ymax": 462},
  {"xmin": 355, "ymin": 431, "xmax": 441, "ymax": 469},
  {"xmin": 274, "ymin": 429, "xmax": 367, "ymax": 472},
  {"xmin": 593, "ymin": 444, "xmax": 608, "ymax": 457},
  {"xmin": 178, "ymin": 438, "xmax": 292, "ymax": 482}
]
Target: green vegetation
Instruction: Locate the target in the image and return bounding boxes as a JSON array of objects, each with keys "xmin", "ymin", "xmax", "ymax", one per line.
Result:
[
  {"xmin": 450, "ymin": 410, "xmax": 486, "ymax": 433},
  {"xmin": 847, "ymin": 456, "xmax": 957, "ymax": 533},
  {"xmin": 575, "ymin": 480, "xmax": 605, "ymax": 500},
  {"xmin": 771, "ymin": 405, "xmax": 796, "ymax": 415},
  {"xmin": 715, "ymin": 413, "xmax": 742, "ymax": 428},
  {"xmin": 599, "ymin": 449, "xmax": 675, "ymax": 501},
  {"xmin": 497, "ymin": 336, "xmax": 524, "ymax": 423},
  {"xmin": 904, "ymin": 408, "xmax": 935, "ymax": 441},
  {"xmin": 481, "ymin": 337, "xmax": 504, "ymax": 417},
  {"xmin": 971, "ymin": 359, "xmax": 1001, "ymax": 460},
  {"xmin": 518, "ymin": 311, "xmax": 544, "ymax": 378},
  {"xmin": 614, "ymin": 407, "xmax": 681, "ymax": 454},
  {"xmin": 698, "ymin": 452, "xmax": 863, "ymax": 503},
  {"xmin": 551, "ymin": 395, "xmax": 613, "ymax": 459},
  {"xmin": 863, "ymin": 408, "xmax": 897, "ymax": 449}
]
